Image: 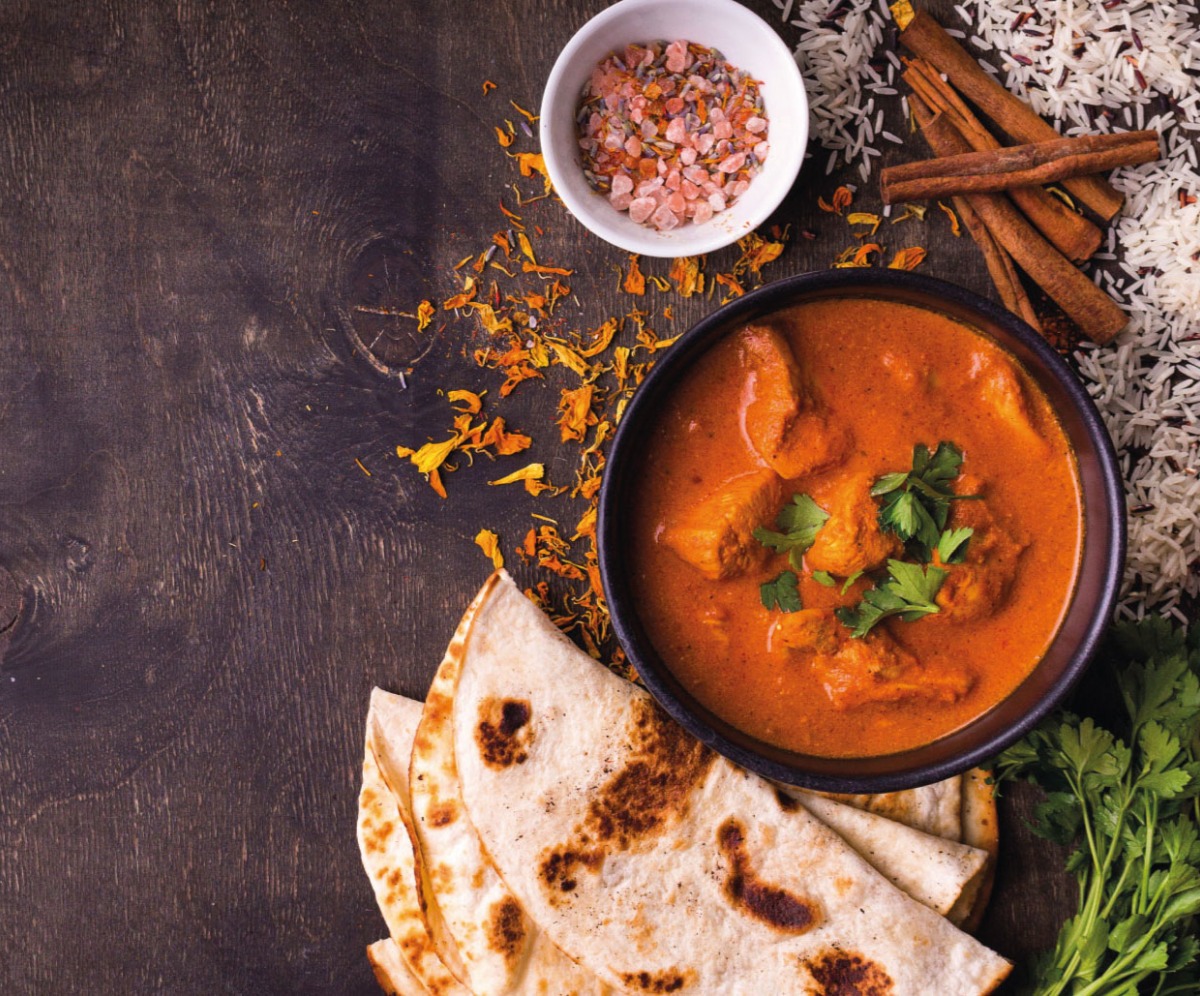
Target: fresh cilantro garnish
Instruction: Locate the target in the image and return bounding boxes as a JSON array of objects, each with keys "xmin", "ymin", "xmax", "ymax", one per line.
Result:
[
  {"xmin": 834, "ymin": 559, "xmax": 947, "ymax": 638},
  {"xmin": 760, "ymin": 570, "xmax": 802, "ymax": 613},
  {"xmin": 936, "ymin": 526, "xmax": 974, "ymax": 565},
  {"xmin": 753, "ymin": 494, "xmax": 829, "ymax": 570},
  {"xmin": 841, "ymin": 569, "xmax": 864, "ymax": 594},
  {"xmin": 996, "ymin": 617, "xmax": 1200, "ymax": 995},
  {"xmin": 872, "ymin": 442, "xmax": 976, "ymax": 562},
  {"xmin": 811, "ymin": 570, "xmax": 837, "ymax": 588}
]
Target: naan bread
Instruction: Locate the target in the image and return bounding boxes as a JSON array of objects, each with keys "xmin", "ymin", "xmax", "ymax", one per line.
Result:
[
  {"xmin": 452, "ymin": 571, "xmax": 1011, "ymax": 995},
  {"xmin": 821, "ymin": 777, "xmax": 963, "ymax": 840},
  {"xmin": 368, "ymin": 938, "xmax": 429, "ymax": 996},
  {"xmin": 357, "ymin": 692, "xmax": 470, "ymax": 996},
  {"xmin": 783, "ymin": 789, "xmax": 987, "ymax": 918},
  {"xmin": 955, "ymin": 768, "xmax": 1001, "ymax": 932},
  {"xmin": 406, "ymin": 583, "xmax": 607, "ymax": 995}
]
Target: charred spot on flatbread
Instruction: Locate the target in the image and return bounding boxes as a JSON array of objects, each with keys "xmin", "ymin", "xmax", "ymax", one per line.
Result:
[
  {"xmin": 803, "ymin": 949, "xmax": 894, "ymax": 995},
  {"xmin": 427, "ymin": 800, "xmax": 458, "ymax": 827},
  {"xmin": 539, "ymin": 698, "xmax": 714, "ymax": 904},
  {"xmin": 775, "ymin": 789, "xmax": 801, "ymax": 812},
  {"xmin": 718, "ymin": 818, "xmax": 820, "ymax": 934},
  {"xmin": 360, "ymin": 816, "xmax": 394, "ymax": 857},
  {"xmin": 485, "ymin": 896, "xmax": 527, "ymax": 966},
  {"xmin": 476, "ymin": 697, "xmax": 533, "ymax": 768},
  {"xmin": 619, "ymin": 968, "xmax": 693, "ymax": 993}
]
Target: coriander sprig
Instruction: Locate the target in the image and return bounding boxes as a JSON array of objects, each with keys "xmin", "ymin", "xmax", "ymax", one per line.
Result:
[
  {"xmin": 753, "ymin": 493, "xmax": 829, "ymax": 570},
  {"xmin": 996, "ymin": 617, "xmax": 1200, "ymax": 995},
  {"xmin": 834, "ymin": 559, "xmax": 947, "ymax": 638},
  {"xmin": 872, "ymin": 441, "xmax": 977, "ymax": 562}
]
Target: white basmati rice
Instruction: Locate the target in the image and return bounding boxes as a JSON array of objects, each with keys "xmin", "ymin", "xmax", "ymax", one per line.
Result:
[{"xmin": 960, "ymin": 0, "xmax": 1200, "ymax": 618}]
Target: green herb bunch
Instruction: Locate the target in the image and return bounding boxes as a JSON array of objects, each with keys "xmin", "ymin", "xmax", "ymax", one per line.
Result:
[{"xmin": 996, "ymin": 617, "xmax": 1200, "ymax": 995}]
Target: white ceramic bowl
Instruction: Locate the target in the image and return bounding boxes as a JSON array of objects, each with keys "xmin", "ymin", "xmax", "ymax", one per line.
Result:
[{"xmin": 540, "ymin": 0, "xmax": 809, "ymax": 258}]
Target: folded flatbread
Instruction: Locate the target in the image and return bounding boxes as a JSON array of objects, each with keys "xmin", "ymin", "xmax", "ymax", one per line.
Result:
[
  {"xmin": 820, "ymin": 777, "xmax": 964, "ymax": 840},
  {"xmin": 451, "ymin": 571, "xmax": 1011, "ymax": 995},
  {"xmin": 406, "ymin": 580, "xmax": 608, "ymax": 995},
  {"xmin": 368, "ymin": 938, "xmax": 429, "ymax": 996},
  {"xmin": 783, "ymin": 789, "xmax": 986, "ymax": 920},
  {"xmin": 357, "ymin": 692, "xmax": 470, "ymax": 996}
]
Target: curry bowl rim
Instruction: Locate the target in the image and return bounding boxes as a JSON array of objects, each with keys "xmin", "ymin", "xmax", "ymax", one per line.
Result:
[{"xmin": 597, "ymin": 268, "xmax": 1126, "ymax": 793}]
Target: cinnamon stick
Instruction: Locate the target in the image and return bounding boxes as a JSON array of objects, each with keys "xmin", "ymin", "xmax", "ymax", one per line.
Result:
[
  {"xmin": 900, "ymin": 10, "xmax": 1125, "ymax": 220},
  {"xmin": 953, "ymin": 194, "xmax": 1041, "ymax": 333},
  {"xmin": 882, "ymin": 131, "xmax": 1160, "ymax": 203},
  {"xmin": 911, "ymin": 96, "xmax": 1126, "ymax": 343},
  {"xmin": 902, "ymin": 61, "xmax": 1103, "ymax": 263}
]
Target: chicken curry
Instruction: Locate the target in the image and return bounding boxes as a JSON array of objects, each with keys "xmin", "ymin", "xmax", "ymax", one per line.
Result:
[{"xmin": 628, "ymin": 297, "xmax": 1082, "ymax": 758}]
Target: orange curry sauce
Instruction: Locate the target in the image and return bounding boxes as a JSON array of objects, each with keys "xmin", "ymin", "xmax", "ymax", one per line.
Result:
[{"xmin": 629, "ymin": 298, "xmax": 1082, "ymax": 757}]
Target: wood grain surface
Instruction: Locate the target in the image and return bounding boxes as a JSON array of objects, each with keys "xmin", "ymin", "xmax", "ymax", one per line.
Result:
[{"xmin": 0, "ymin": 0, "xmax": 1099, "ymax": 991}]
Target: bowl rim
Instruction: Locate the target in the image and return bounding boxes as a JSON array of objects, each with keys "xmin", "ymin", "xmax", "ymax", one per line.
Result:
[
  {"xmin": 538, "ymin": 0, "xmax": 809, "ymax": 258},
  {"xmin": 597, "ymin": 268, "xmax": 1127, "ymax": 792}
]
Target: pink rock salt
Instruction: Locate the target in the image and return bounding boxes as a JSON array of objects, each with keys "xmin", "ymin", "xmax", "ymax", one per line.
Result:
[
  {"xmin": 651, "ymin": 204, "xmax": 681, "ymax": 230},
  {"xmin": 629, "ymin": 197, "xmax": 656, "ymax": 224}
]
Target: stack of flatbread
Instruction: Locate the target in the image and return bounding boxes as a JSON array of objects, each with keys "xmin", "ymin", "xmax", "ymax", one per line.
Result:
[{"xmin": 357, "ymin": 571, "xmax": 1010, "ymax": 995}]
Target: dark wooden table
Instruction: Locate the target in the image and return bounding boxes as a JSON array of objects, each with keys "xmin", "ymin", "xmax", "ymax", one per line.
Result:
[{"xmin": 0, "ymin": 1, "xmax": 1081, "ymax": 991}]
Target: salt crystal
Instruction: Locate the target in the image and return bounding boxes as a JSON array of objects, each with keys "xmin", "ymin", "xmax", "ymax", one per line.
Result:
[{"xmin": 628, "ymin": 197, "xmax": 656, "ymax": 224}]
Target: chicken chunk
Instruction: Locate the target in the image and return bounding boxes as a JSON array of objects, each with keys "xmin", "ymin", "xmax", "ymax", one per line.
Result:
[
  {"xmin": 969, "ymin": 349, "xmax": 1045, "ymax": 451},
  {"xmin": 660, "ymin": 469, "xmax": 782, "ymax": 580},
  {"xmin": 771, "ymin": 608, "xmax": 973, "ymax": 710},
  {"xmin": 935, "ymin": 475, "xmax": 1027, "ymax": 621},
  {"xmin": 737, "ymin": 324, "xmax": 848, "ymax": 479},
  {"xmin": 806, "ymin": 472, "xmax": 901, "ymax": 577}
]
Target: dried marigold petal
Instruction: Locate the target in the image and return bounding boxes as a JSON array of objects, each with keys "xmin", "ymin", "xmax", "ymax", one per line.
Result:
[
  {"xmin": 847, "ymin": 212, "xmax": 882, "ymax": 235},
  {"xmin": 428, "ymin": 467, "xmax": 448, "ymax": 499},
  {"xmin": 406, "ymin": 436, "xmax": 460, "ymax": 475},
  {"xmin": 509, "ymin": 100, "xmax": 537, "ymax": 123},
  {"xmin": 938, "ymin": 201, "xmax": 962, "ymax": 237},
  {"xmin": 521, "ymin": 261, "xmax": 573, "ymax": 276},
  {"xmin": 499, "ymin": 364, "xmax": 541, "ymax": 397},
  {"xmin": 474, "ymin": 529, "xmax": 504, "ymax": 569},
  {"xmin": 489, "ymin": 462, "xmax": 544, "ymax": 486},
  {"xmin": 478, "ymin": 417, "xmax": 532, "ymax": 456},
  {"xmin": 572, "ymin": 506, "xmax": 598, "ymax": 542},
  {"xmin": 556, "ymin": 384, "xmax": 599, "ymax": 443},
  {"xmin": 514, "ymin": 152, "xmax": 552, "ymax": 194},
  {"xmin": 734, "ymin": 233, "xmax": 786, "ymax": 275},
  {"xmin": 888, "ymin": 247, "xmax": 927, "ymax": 271},
  {"xmin": 578, "ymin": 317, "xmax": 619, "ymax": 358},
  {"xmin": 442, "ymin": 277, "xmax": 477, "ymax": 310},
  {"xmin": 550, "ymin": 341, "xmax": 592, "ymax": 378},
  {"xmin": 416, "ymin": 300, "xmax": 435, "ymax": 330},
  {"xmin": 623, "ymin": 254, "xmax": 646, "ymax": 295},
  {"xmin": 447, "ymin": 389, "xmax": 484, "ymax": 414},
  {"xmin": 713, "ymin": 272, "xmax": 746, "ymax": 298},
  {"xmin": 669, "ymin": 256, "xmax": 704, "ymax": 297},
  {"xmin": 494, "ymin": 126, "xmax": 514, "ymax": 148},
  {"xmin": 482, "ymin": 80, "xmax": 497, "ymax": 95},
  {"xmin": 891, "ymin": 203, "xmax": 927, "ymax": 224},
  {"xmin": 519, "ymin": 528, "xmax": 537, "ymax": 560}
]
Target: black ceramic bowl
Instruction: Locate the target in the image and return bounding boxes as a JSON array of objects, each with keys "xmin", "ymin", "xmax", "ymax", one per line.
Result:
[{"xmin": 598, "ymin": 269, "xmax": 1125, "ymax": 792}]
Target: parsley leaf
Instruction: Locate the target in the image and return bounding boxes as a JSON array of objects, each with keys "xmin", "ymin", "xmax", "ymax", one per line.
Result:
[
  {"xmin": 936, "ymin": 526, "xmax": 974, "ymax": 564},
  {"xmin": 753, "ymin": 494, "xmax": 829, "ymax": 570},
  {"xmin": 834, "ymin": 559, "xmax": 946, "ymax": 638},
  {"xmin": 873, "ymin": 442, "xmax": 975, "ymax": 562},
  {"xmin": 996, "ymin": 618, "xmax": 1200, "ymax": 995},
  {"xmin": 760, "ymin": 570, "xmax": 802, "ymax": 613},
  {"xmin": 811, "ymin": 570, "xmax": 837, "ymax": 588}
]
